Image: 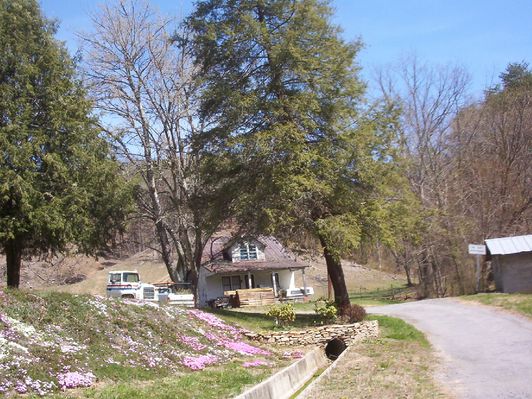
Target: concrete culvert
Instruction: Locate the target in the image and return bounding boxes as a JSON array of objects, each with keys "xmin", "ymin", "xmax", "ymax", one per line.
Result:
[{"xmin": 325, "ymin": 337, "xmax": 346, "ymax": 360}]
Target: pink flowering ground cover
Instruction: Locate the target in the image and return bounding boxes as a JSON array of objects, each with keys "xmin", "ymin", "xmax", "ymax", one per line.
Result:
[
  {"xmin": 180, "ymin": 335, "xmax": 207, "ymax": 351},
  {"xmin": 0, "ymin": 289, "xmax": 286, "ymax": 397},
  {"xmin": 203, "ymin": 331, "xmax": 271, "ymax": 356},
  {"xmin": 181, "ymin": 354, "xmax": 219, "ymax": 370},
  {"xmin": 223, "ymin": 340, "xmax": 271, "ymax": 356},
  {"xmin": 189, "ymin": 309, "xmax": 244, "ymax": 337},
  {"xmin": 57, "ymin": 371, "xmax": 96, "ymax": 390}
]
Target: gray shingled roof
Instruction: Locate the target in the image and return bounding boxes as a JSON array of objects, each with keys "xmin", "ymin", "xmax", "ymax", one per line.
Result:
[{"xmin": 201, "ymin": 234, "xmax": 307, "ymax": 273}]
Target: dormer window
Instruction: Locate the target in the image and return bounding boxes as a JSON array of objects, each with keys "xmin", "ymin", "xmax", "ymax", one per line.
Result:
[{"xmin": 239, "ymin": 243, "xmax": 258, "ymax": 260}]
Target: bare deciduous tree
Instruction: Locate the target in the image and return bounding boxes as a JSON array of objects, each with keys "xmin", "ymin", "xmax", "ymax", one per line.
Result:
[
  {"xmin": 377, "ymin": 58, "xmax": 531, "ymax": 297},
  {"xmin": 451, "ymin": 69, "xmax": 532, "ymax": 239},
  {"xmin": 82, "ymin": 0, "xmax": 232, "ymax": 298},
  {"xmin": 376, "ymin": 57, "xmax": 473, "ymax": 297}
]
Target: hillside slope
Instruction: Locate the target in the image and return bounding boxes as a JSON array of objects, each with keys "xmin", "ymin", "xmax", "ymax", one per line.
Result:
[
  {"xmin": 1, "ymin": 249, "xmax": 405, "ymax": 296},
  {"xmin": 0, "ymin": 289, "xmax": 290, "ymax": 398}
]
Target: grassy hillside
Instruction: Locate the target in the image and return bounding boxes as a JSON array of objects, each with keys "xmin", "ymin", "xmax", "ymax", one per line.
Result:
[{"xmin": 0, "ymin": 289, "xmax": 292, "ymax": 398}]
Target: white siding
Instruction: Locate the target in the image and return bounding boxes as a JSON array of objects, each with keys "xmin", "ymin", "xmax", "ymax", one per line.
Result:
[
  {"xmin": 199, "ymin": 269, "xmax": 303, "ymax": 306},
  {"xmin": 278, "ymin": 270, "xmax": 296, "ymax": 290},
  {"xmin": 254, "ymin": 272, "xmax": 273, "ymax": 288}
]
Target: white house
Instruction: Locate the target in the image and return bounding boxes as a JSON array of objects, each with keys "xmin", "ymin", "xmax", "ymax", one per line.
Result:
[{"xmin": 197, "ymin": 234, "xmax": 312, "ymax": 307}]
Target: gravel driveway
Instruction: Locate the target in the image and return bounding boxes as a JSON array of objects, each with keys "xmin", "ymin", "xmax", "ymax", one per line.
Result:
[{"xmin": 368, "ymin": 298, "xmax": 532, "ymax": 399}]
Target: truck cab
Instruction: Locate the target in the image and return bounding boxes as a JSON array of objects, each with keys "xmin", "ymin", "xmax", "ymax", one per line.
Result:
[{"xmin": 106, "ymin": 271, "xmax": 156, "ymax": 301}]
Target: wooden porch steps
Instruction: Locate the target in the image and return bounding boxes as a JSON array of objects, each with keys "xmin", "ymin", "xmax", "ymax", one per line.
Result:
[{"xmin": 235, "ymin": 288, "xmax": 277, "ymax": 307}]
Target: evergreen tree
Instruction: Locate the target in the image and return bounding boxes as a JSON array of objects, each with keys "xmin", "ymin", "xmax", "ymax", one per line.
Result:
[
  {"xmin": 187, "ymin": 0, "xmax": 401, "ymax": 311},
  {"xmin": 0, "ymin": 0, "xmax": 131, "ymax": 288}
]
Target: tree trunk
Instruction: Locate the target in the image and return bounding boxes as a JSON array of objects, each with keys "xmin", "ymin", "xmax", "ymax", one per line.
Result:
[
  {"xmin": 319, "ymin": 236, "xmax": 350, "ymax": 312},
  {"xmin": 155, "ymin": 220, "xmax": 178, "ymax": 282},
  {"xmin": 5, "ymin": 238, "xmax": 22, "ymax": 288},
  {"xmin": 188, "ymin": 268, "xmax": 199, "ymax": 307}
]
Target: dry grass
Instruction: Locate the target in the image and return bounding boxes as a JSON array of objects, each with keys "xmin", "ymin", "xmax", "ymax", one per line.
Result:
[
  {"xmin": 461, "ymin": 293, "xmax": 532, "ymax": 318},
  {"xmin": 305, "ymin": 316, "xmax": 447, "ymax": 399},
  {"xmin": 3, "ymin": 250, "xmax": 404, "ymax": 298},
  {"xmin": 51, "ymin": 251, "xmax": 171, "ymax": 296},
  {"xmin": 291, "ymin": 257, "xmax": 405, "ymax": 298}
]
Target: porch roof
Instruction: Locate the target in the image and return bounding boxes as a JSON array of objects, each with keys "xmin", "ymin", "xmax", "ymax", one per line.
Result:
[{"xmin": 203, "ymin": 260, "xmax": 307, "ymax": 274}]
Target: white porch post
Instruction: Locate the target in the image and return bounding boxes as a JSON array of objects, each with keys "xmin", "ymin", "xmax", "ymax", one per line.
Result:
[
  {"xmin": 247, "ymin": 271, "xmax": 252, "ymax": 289},
  {"xmin": 302, "ymin": 268, "xmax": 307, "ymax": 300},
  {"xmin": 272, "ymin": 272, "xmax": 278, "ymax": 297}
]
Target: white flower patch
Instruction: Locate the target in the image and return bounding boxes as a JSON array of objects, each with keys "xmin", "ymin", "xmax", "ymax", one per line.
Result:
[
  {"xmin": 87, "ymin": 298, "xmax": 109, "ymax": 316},
  {"xmin": 60, "ymin": 342, "xmax": 87, "ymax": 354},
  {"xmin": 0, "ymin": 337, "xmax": 8, "ymax": 359},
  {"xmin": 161, "ymin": 306, "xmax": 186, "ymax": 319},
  {"xmin": 0, "ymin": 337, "xmax": 29, "ymax": 359},
  {"xmin": 57, "ymin": 335, "xmax": 87, "ymax": 353},
  {"xmin": 2, "ymin": 315, "xmax": 39, "ymax": 339}
]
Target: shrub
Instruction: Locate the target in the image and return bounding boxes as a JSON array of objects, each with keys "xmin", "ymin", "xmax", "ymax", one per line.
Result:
[
  {"xmin": 339, "ymin": 304, "xmax": 366, "ymax": 323},
  {"xmin": 314, "ymin": 298, "xmax": 337, "ymax": 323},
  {"xmin": 266, "ymin": 304, "xmax": 295, "ymax": 326}
]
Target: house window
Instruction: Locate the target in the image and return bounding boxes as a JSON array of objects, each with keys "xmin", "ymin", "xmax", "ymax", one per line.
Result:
[
  {"xmin": 239, "ymin": 243, "xmax": 258, "ymax": 260},
  {"xmin": 222, "ymin": 276, "xmax": 242, "ymax": 291}
]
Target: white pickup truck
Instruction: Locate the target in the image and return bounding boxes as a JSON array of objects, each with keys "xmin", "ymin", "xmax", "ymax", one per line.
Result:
[
  {"xmin": 106, "ymin": 270, "xmax": 194, "ymax": 306},
  {"xmin": 106, "ymin": 270, "xmax": 160, "ymax": 301}
]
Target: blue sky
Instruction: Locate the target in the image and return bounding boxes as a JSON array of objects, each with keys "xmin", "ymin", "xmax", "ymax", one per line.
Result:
[{"xmin": 40, "ymin": 0, "xmax": 531, "ymax": 96}]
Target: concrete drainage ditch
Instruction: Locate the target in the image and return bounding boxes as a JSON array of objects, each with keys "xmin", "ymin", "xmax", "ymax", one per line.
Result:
[
  {"xmin": 295, "ymin": 339, "xmax": 353, "ymax": 399},
  {"xmin": 235, "ymin": 321, "xmax": 379, "ymax": 399},
  {"xmin": 234, "ymin": 338, "xmax": 349, "ymax": 399}
]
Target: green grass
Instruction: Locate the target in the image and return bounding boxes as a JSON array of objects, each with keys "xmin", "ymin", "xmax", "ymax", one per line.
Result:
[
  {"xmin": 23, "ymin": 363, "xmax": 269, "ymax": 399},
  {"xmin": 211, "ymin": 308, "xmax": 323, "ymax": 332},
  {"xmin": 367, "ymin": 315, "xmax": 430, "ymax": 347},
  {"xmin": 88, "ymin": 363, "xmax": 267, "ymax": 399},
  {"xmin": 288, "ymin": 367, "xmax": 326, "ymax": 399},
  {"xmin": 461, "ymin": 293, "xmax": 532, "ymax": 318}
]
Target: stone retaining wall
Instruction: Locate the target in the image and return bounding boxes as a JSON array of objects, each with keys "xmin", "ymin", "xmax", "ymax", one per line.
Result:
[{"xmin": 244, "ymin": 320, "xmax": 378, "ymax": 346}]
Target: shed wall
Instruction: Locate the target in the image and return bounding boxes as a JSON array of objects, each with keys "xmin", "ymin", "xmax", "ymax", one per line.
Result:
[{"xmin": 493, "ymin": 253, "xmax": 532, "ymax": 293}]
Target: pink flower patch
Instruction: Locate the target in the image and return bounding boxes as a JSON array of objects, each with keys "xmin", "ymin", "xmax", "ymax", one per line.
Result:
[
  {"xmin": 57, "ymin": 372, "xmax": 95, "ymax": 390},
  {"xmin": 223, "ymin": 341, "xmax": 270, "ymax": 356},
  {"xmin": 180, "ymin": 335, "xmax": 206, "ymax": 351},
  {"xmin": 202, "ymin": 330, "xmax": 270, "ymax": 356},
  {"xmin": 188, "ymin": 310, "xmax": 242, "ymax": 337},
  {"xmin": 181, "ymin": 354, "xmax": 218, "ymax": 370}
]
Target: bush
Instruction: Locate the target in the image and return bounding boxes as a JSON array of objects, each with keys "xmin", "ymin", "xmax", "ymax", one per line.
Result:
[
  {"xmin": 266, "ymin": 303, "xmax": 296, "ymax": 326},
  {"xmin": 314, "ymin": 298, "xmax": 337, "ymax": 322},
  {"xmin": 339, "ymin": 304, "xmax": 366, "ymax": 323}
]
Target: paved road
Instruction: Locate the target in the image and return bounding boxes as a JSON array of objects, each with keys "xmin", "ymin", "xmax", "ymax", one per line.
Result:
[{"xmin": 367, "ymin": 299, "xmax": 532, "ymax": 399}]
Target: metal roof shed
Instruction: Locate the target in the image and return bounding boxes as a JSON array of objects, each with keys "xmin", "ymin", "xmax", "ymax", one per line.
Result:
[{"xmin": 485, "ymin": 235, "xmax": 532, "ymax": 293}]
